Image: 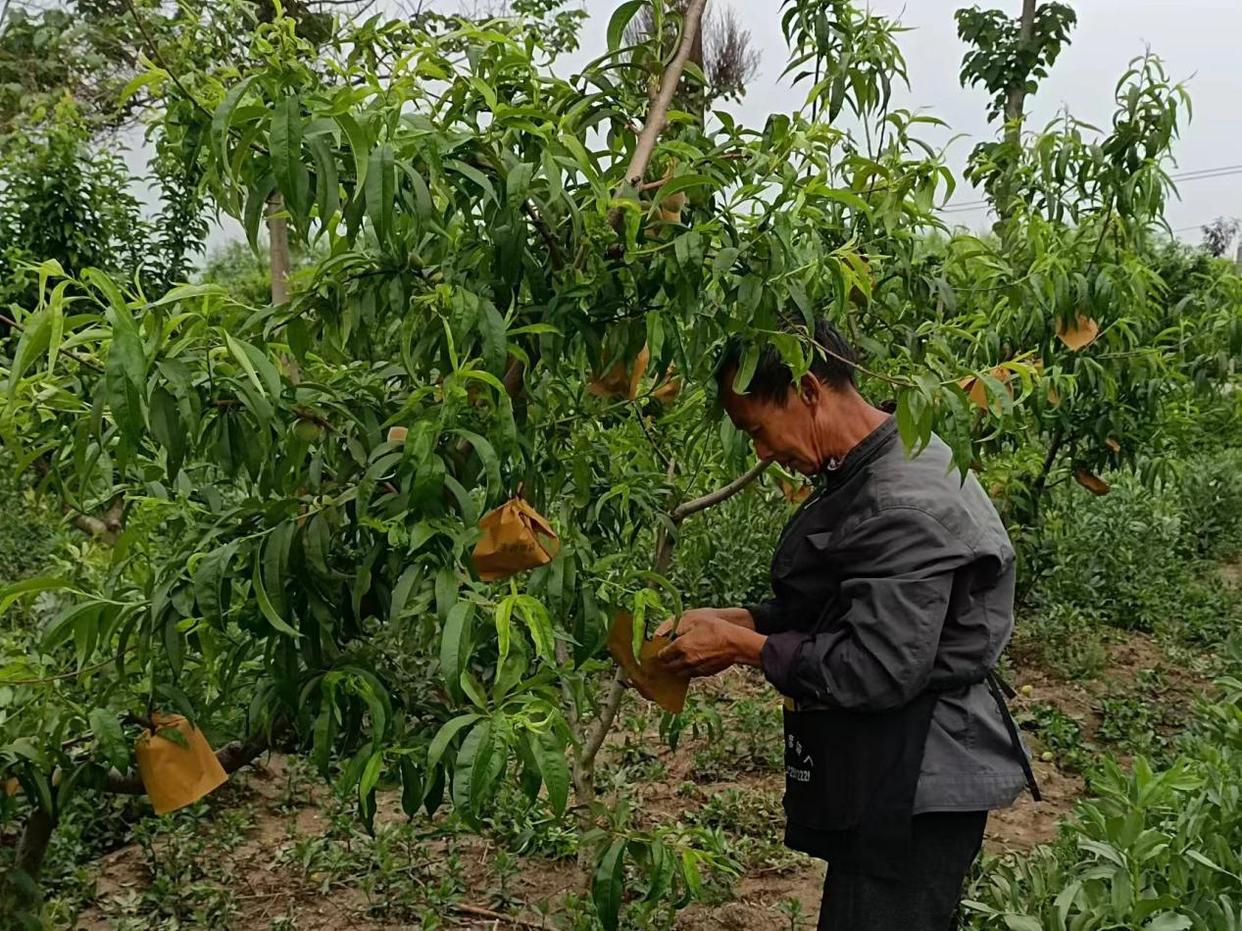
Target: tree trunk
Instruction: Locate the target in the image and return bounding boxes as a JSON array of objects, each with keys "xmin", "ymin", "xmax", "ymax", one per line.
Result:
[
  {"xmin": 1004, "ymin": 0, "xmax": 1038, "ymax": 136},
  {"xmin": 267, "ymin": 193, "xmax": 291, "ymax": 305},
  {"xmin": 14, "ymin": 807, "xmax": 55, "ymax": 880},
  {"xmin": 997, "ymin": 0, "xmax": 1037, "ymax": 234}
]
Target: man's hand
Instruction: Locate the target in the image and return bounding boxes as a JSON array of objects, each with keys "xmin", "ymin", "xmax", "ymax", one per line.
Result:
[
  {"xmin": 657, "ymin": 612, "xmax": 766, "ymax": 678},
  {"xmin": 654, "ymin": 607, "xmax": 756, "ymax": 639}
]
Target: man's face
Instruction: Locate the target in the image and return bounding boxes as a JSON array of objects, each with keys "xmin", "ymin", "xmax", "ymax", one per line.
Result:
[{"xmin": 721, "ymin": 378, "xmax": 824, "ymax": 475}]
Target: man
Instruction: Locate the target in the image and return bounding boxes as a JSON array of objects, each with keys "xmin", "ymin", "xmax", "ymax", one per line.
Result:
[{"xmin": 658, "ymin": 319, "xmax": 1037, "ymax": 930}]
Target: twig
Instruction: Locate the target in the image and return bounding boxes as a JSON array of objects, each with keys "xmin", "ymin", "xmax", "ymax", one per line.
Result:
[
  {"xmin": 452, "ymin": 903, "xmax": 546, "ymax": 930},
  {"xmin": 579, "ymin": 457, "xmax": 678, "ymax": 785},
  {"xmin": 520, "ymin": 199, "xmax": 567, "ymax": 269},
  {"xmin": 671, "ymin": 460, "xmax": 768, "ymax": 521},
  {"xmin": 101, "ymin": 731, "xmax": 271, "ymax": 794},
  {"xmin": 1, "ymin": 311, "xmax": 105, "ymax": 373},
  {"xmin": 630, "ymin": 400, "xmax": 672, "ymax": 468},
  {"xmin": 119, "ymin": 0, "xmax": 214, "ymax": 123},
  {"xmin": 622, "ymin": 0, "xmax": 708, "ymax": 188},
  {"xmin": 3, "ymin": 655, "xmax": 126, "ymax": 686}
]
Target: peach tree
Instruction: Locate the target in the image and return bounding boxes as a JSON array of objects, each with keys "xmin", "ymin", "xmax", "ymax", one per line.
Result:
[{"xmin": 2, "ymin": 0, "xmax": 1237, "ymax": 926}]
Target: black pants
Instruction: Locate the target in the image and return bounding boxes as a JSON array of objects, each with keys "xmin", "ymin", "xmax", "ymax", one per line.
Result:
[{"xmin": 817, "ymin": 811, "xmax": 987, "ymax": 931}]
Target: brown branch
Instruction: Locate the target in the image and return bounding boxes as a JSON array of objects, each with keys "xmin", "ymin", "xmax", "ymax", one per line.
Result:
[
  {"xmin": 623, "ymin": 0, "xmax": 709, "ymax": 188},
  {"xmin": 452, "ymin": 903, "xmax": 547, "ymax": 930},
  {"xmin": 671, "ymin": 459, "xmax": 768, "ymax": 521},
  {"xmin": 15, "ymin": 806, "xmax": 55, "ymax": 879},
  {"xmin": 31, "ymin": 458, "xmax": 124, "ymax": 544},
  {"xmin": 1, "ymin": 311, "xmax": 105, "ymax": 374},
  {"xmin": 521, "ymin": 199, "xmax": 567, "ymax": 269}
]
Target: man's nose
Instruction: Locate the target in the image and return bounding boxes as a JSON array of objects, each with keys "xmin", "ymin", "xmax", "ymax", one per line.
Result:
[{"xmin": 754, "ymin": 439, "xmax": 774, "ymax": 462}]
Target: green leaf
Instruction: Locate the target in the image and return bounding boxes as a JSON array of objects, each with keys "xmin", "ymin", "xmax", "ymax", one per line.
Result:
[
  {"xmin": 731, "ymin": 343, "xmax": 759, "ymax": 394},
  {"xmin": 365, "ymin": 143, "xmax": 396, "ymax": 245},
  {"xmin": 399, "ymin": 755, "xmax": 423, "ymax": 818},
  {"xmin": 252, "ymin": 550, "xmax": 301, "ymax": 638},
  {"xmin": 1143, "ymin": 915, "xmax": 1192, "ymax": 931},
  {"xmin": 6, "ymin": 309, "xmax": 51, "ymax": 400},
  {"xmin": 212, "ymin": 76, "xmax": 257, "ymax": 168},
  {"xmin": 427, "ymin": 713, "xmax": 480, "ymax": 773},
  {"xmin": 105, "ymin": 324, "xmax": 147, "ymax": 444},
  {"xmin": 478, "ymin": 299, "xmax": 507, "ymax": 375},
  {"xmin": 193, "ymin": 542, "xmax": 235, "ymax": 622},
  {"xmin": 451, "ymin": 719, "xmax": 492, "ymax": 815},
  {"xmin": 271, "ymin": 95, "xmax": 310, "ymax": 227},
  {"xmin": 451, "ymin": 429, "xmax": 501, "ymax": 497},
  {"xmin": 530, "ymin": 732, "xmax": 569, "ymax": 817},
  {"xmin": 334, "ymin": 113, "xmax": 370, "ymax": 193},
  {"xmin": 119, "ymin": 68, "xmax": 167, "ymax": 104},
  {"xmin": 243, "ymin": 177, "xmax": 275, "ymax": 252},
  {"xmin": 592, "ymin": 838, "xmax": 627, "ymax": 931},
  {"xmin": 494, "ymin": 594, "xmax": 515, "ymax": 663},
  {"xmin": 148, "ymin": 387, "xmax": 185, "ymax": 479},
  {"xmin": 307, "ymin": 131, "xmax": 340, "ymax": 226},
  {"xmin": 606, "ymin": 0, "xmax": 644, "ymax": 51},
  {"xmin": 439, "ymin": 602, "xmax": 474, "ymax": 698},
  {"xmin": 514, "ymin": 595, "xmax": 555, "ymax": 661},
  {"xmin": 88, "ymin": 709, "xmax": 129, "ymax": 772},
  {"xmin": 223, "ymin": 332, "xmax": 277, "ymax": 398},
  {"xmin": 0, "ymin": 574, "xmax": 69, "ymax": 616}
]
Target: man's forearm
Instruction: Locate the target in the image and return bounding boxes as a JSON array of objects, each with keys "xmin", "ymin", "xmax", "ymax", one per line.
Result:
[{"xmin": 727, "ymin": 625, "xmax": 766, "ymax": 667}]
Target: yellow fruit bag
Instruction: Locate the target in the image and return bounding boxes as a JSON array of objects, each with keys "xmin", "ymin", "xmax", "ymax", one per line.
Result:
[
  {"xmin": 588, "ymin": 345, "xmax": 650, "ymax": 400},
  {"xmin": 606, "ymin": 612, "xmax": 690, "ymax": 714},
  {"xmin": 134, "ymin": 714, "xmax": 228, "ymax": 815},
  {"xmin": 1057, "ymin": 314, "xmax": 1100, "ymax": 351},
  {"xmin": 471, "ymin": 496, "xmax": 560, "ymax": 582}
]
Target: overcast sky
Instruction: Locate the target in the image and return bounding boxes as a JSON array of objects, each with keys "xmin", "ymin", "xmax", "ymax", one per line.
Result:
[{"xmin": 202, "ymin": 0, "xmax": 1242, "ymax": 254}]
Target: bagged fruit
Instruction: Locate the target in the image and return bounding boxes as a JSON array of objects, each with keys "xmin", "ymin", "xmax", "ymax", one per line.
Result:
[
  {"xmin": 471, "ymin": 496, "xmax": 560, "ymax": 581},
  {"xmin": 134, "ymin": 713, "xmax": 228, "ymax": 815},
  {"xmin": 606, "ymin": 612, "xmax": 690, "ymax": 714}
]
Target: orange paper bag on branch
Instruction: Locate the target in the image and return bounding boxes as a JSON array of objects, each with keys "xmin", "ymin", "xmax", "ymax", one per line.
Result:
[
  {"xmin": 134, "ymin": 714, "xmax": 228, "ymax": 815},
  {"xmin": 471, "ymin": 495, "xmax": 560, "ymax": 582},
  {"xmin": 606, "ymin": 612, "xmax": 690, "ymax": 714},
  {"xmin": 588, "ymin": 344, "xmax": 650, "ymax": 400},
  {"xmin": 1056, "ymin": 314, "xmax": 1100, "ymax": 351}
]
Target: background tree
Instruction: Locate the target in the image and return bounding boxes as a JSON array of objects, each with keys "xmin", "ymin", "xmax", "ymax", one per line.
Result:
[
  {"xmin": 1200, "ymin": 216, "xmax": 1241, "ymax": 258},
  {"xmin": 1, "ymin": 3, "xmax": 1239, "ymax": 930},
  {"xmin": 956, "ymin": 0, "xmax": 1076, "ymax": 225}
]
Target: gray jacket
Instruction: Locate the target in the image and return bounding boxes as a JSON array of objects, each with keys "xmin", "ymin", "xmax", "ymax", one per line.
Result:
[{"xmin": 749, "ymin": 419, "xmax": 1028, "ymax": 813}]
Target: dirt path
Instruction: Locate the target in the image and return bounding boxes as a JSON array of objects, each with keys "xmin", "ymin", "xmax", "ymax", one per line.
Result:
[{"xmin": 68, "ymin": 628, "xmax": 1214, "ymax": 930}]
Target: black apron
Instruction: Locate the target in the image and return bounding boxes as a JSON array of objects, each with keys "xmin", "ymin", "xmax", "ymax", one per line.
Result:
[{"xmin": 781, "ymin": 691, "xmax": 938, "ymax": 878}]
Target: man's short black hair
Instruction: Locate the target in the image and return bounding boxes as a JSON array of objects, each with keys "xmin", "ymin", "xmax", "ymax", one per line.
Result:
[{"xmin": 716, "ymin": 318, "xmax": 857, "ymax": 404}]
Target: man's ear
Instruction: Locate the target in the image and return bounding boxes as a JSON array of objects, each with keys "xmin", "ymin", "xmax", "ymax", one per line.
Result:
[{"xmin": 797, "ymin": 373, "xmax": 824, "ymax": 406}]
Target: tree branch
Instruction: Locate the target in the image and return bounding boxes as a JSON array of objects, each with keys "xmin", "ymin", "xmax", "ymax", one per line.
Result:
[
  {"xmin": 672, "ymin": 459, "xmax": 768, "ymax": 521},
  {"xmin": 15, "ymin": 806, "xmax": 55, "ymax": 880},
  {"xmin": 623, "ymin": 0, "xmax": 708, "ymax": 188},
  {"xmin": 0, "ymin": 311, "xmax": 105, "ymax": 373}
]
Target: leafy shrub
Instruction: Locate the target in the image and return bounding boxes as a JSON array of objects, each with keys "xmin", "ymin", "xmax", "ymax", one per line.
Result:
[
  {"xmin": 1176, "ymin": 449, "xmax": 1242, "ymax": 561},
  {"xmin": 1022, "ymin": 451, "xmax": 1242, "ymax": 643},
  {"xmin": 964, "ymin": 675, "xmax": 1242, "ymax": 931}
]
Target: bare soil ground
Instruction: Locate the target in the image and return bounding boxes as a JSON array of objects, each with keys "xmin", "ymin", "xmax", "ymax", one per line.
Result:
[{"xmin": 70, "ymin": 627, "xmax": 1214, "ymax": 931}]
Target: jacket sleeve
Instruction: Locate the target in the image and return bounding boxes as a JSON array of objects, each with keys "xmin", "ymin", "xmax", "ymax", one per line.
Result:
[
  {"xmin": 744, "ymin": 598, "xmax": 794, "ymax": 635},
  {"xmin": 759, "ymin": 507, "xmax": 966, "ymax": 711}
]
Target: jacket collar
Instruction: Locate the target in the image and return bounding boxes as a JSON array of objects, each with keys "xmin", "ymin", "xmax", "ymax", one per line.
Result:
[{"xmin": 813, "ymin": 416, "xmax": 897, "ymax": 490}]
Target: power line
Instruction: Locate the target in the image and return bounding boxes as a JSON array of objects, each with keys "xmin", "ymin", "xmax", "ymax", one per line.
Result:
[{"xmin": 936, "ymin": 163, "xmax": 1242, "ymax": 215}]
